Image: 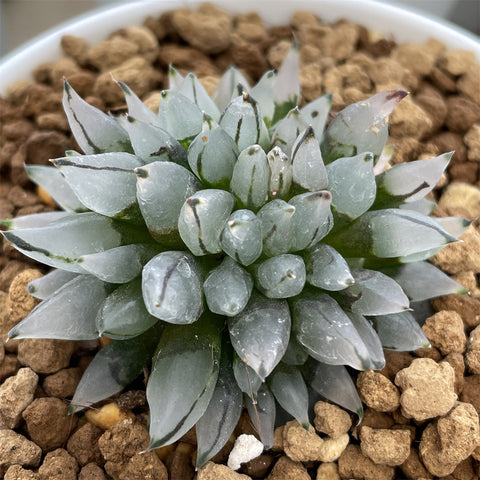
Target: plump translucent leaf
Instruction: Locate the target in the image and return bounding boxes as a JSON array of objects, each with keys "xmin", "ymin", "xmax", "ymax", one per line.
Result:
[
  {"xmin": 300, "ymin": 93, "xmax": 332, "ymax": 140},
  {"xmin": 97, "ymin": 278, "xmax": 159, "ymax": 339},
  {"xmin": 70, "ymin": 325, "xmax": 162, "ymax": 412},
  {"xmin": 52, "ymin": 153, "xmax": 142, "ymax": 220},
  {"xmin": 136, "ymin": 161, "xmax": 200, "ymax": 243},
  {"xmin": 178, "ymin": 72, "xmax": 221, "ymax": 121},
  {"xmin": 168, "ymin": 65, "xmax": 184, "ymax": 91},
  {"xmin": 245, "ymin": 384, "xmax": 275, "ymax": 448},
  {"xmin": 327, "ymin": 209, "xmax": 458, "ymax": 258},
  {"xmin": 326, "ymin": 152, "xmax": 376, "ymax": 221},
  {"xmin": 282, "ymin": 336, "xmax": 309, "ymax": 366},
  {"xmin": 269, "ymin": 364, "xmax": 309, "ymax": 429},
  {"xmin": 250, "ymin": 70, "xmax": 275, "ymax": 124},
  {"xmin": 399, "ymin": 198, "xmax": 436, "ymax": 215},
  {"xmin": 321, "ymin": 90, "xmax": 407, "ymax": 163},
  {"xmin": 272, "ymin": 41, "xmax": 299, "ymax": 124},
  {"xmin": 292, "ymin": 292, "xmax": 373, "ymax": 370},
  {"xmin": 291, "ymin": 127, "xmax": 329, "ymax": 191},
  {"xmin": 230, "ymin": 145, "xmax": 270, "ymax": 211},
  {"xmin": 289, "ymin": 191, "xmax": 333, "ymax": 251},
  {"xmin": 337, "ymin": 269, "xmax": 410, "ymax": 315},
  {"xmin": 382, "ymin": 261, "xmax": 467, "ymax": 302},
  {"xmin": 1, "ymin": 211, "xmax": 73, "ymax": 230},
  {"xmin": 372, "ymin": 311, "xmax": 430, "ymax": 350},
  {"xmin": 157, "ymin": 90, "xmax": 203, "ymax": 146},
  {"xmin": 257, "ymin": 199, "xmax": 295, "ymax": 256},
  {"xmin": 253, "ymin": 254, "xmax": 306, "ymax": 299},
  {"xmin": 9, "ymin": 275, "xmax": 106, "ymax": 340},
  {"xmin": 228, "ymin": 293, "xmax": 291, "ymax": 381},
  {"xmin": 213, "ymin": 67, "xmax": 250, "ymax": 113},
  {"xmin": 142, "ymin": 251, "xmax": 203, "ymax": 324},
  {"xmin": 436, "ymin": 216, "xmax": 471, "ymax": 238},
  {"xmin": 203, "ymin": 256, "xmax": 253, "ymax": 317},
  {"xmin": 147, "ymin": 316, "xmax": 221, "ymax": 449},
  {"xmin": 220, "ymin": 210, "xmax": 263, "ymax": 266},
  {"xmin": 79, "ymin": 244, "xmax": 157, "ymax": 284},
  {"xmin": 118, "ymin": 80, "xmax": 160, "ymax": 126},
  {"xmin": 187, "ymin": 114, "xmax": 239, "ymax": 188},
  {"xmin": 178, "ymin": 189, "xmax": 235, "ymax": 255},
  {"xmin": 233, "ymin": 354, "xmax": 263, "ymax": 398},
  {"xmin": 373, "ymin": 153, "xmax": 452, "ymax": 209},
  {"xmin": 2, "ymin": 212, "xmax": 139, "ymax": 272},
  {"xmin": 267, "ymin": 146, "xmax": 292, "ymax": 200},
  {"xmin": 25, "ymin": 165, "xmax": 86, "ymax": 212},
  {"xmin": 270, "ymin": 107, "xmax": 308, "ymax": 157},
  {"xmin": 121, "ymin": 115, "xmax": 188, "ymax": 167},
  {"xmin": 346, "ymin": 312, "xmax": 385, "ymax": 370},
  {"xmin": 63, "ymin": 80, "xmax": 131, "ymax": 154},
  {"xmin": 196, "ymin": 344, "xmax": 243, "ymax": 467},
  {"xmin": 307, "ymin": 360, "xmax": 363, "ymax": 418},
  {"xmin": 304, "ymin": 243, "xmax": 354, "ymax": 291},
  {"xmin": 27, "ymin": 269, "xmax": 78, "ymax": 300},
  {"xmin": 220, "ymin": 93, "xmax": 269, "ymax": 151}
]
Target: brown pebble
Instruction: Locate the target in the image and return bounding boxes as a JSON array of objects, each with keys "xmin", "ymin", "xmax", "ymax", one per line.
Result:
[
  {"xmin": 432, "ymin": 131, "xmax": 468, "ymax": 164},
  {"xmin": 362, "ymin": 408, "xmax": 395, "ymax": 430},
  {"xmin": 415, "ymin": 87, "xmax": 448, "ymax": 135},
  {"xmin": 439, "ymin": 49, "xmax": 476, "ymax": 76},
  {"xmin": 445, "ymin": 95, "xmax": 480, "ymax": 133},
  {"xmin": 67, "ymin": 422, "xmax": 104, "ymax": 467},
  {"xmin": 313, "ymin": 401, "xmax": 352, "ymax": 438},
  {"xmin": 265, "ymin": 456, "xmax": 310, "ymax": 480},
  {"xmin": 4, "ymin": 464, "xmax": 40, "ymax": 479},
  {"xmin": 61, "ymin": 34, "xmax": 89, "ymax": 65},
  {"xmin": 422, "ymin": 310, "xmax": 467, "ymax": 355},
  {"xmin": 457, "ymin": 64, "xmax": 480, "ymax": 103},
  {"xmin": 460, "ymin": 375, "xmax": 480, "ymax": 413},
  {"xmin": 356, "ymin": 371, "xmax": 400, "ymax": 413},
  {"xmin": 389, "ymin": 96, "xmax": 432, "ymax": 139},
  {"xmin": 465, "ymin": 324, "xmax": 480, "ymax": 374},
  {"xmin": 465, "ymin": 124, "xmax": 480, "ymax": 162},
  {"xmin": 401, "ymin": 448, "xmax": 434, "ymax": 480},
  {"xmin": 0, "ymin": 354, "xmax": 20, "ymax": 382},
  {"xmin": 78, "ymin": 463, "xmax": 107, "ymax": 480},
  {"xmin": 0, "ymin": 430, "xmax": 42, "ymax": 478},
  {"xmin": 169, "ymin": 442, "xmax": 195, "ymax": 480},
  {"xmin": 87, "ymin": 36, "xmax": 139, "ymax": 71},
  {"xmin": 35, "ymin": 112, "xmax": 69, "ymax": 132},
  {"xmin": 359, "ymin": 426, "xmax": 411, "ymax": 466},
  {"xmin": 158, "ymin": 45, "xmax": 218, "ymax": 76},
  {"xmin": 25, "ymin": 130, "xmax": 70, "ymax": 165},
  {"xmin": 392, "ymin": 42, "xmax": 436, "ymax": 77},
  {"xmin": 431, "ymin": 294, "xmax": 480, "ymax": 331},
  {"xmin": 241, "ymin": 453, "xmax": 275, "ymax": 479},
  {"xmin": 429, "ymin": 65, "xmax": 457, "ymax": 93},
  {"xmin": 443, "ymin": 352, "xmax": 466, "ymax": 394},
  {"xmin": 338, "ymin": 444, "xmax": 394, "ymax": 480},
  {"xmin": 379, "ymin": 350, "xmax": 414, "ymax": 381},
  {"xmin": 43, "ymin": 367, "xmax": 82, "ymax": 399},
  {"xmin": 22, "ymin": 397, "xmax": 78, "ymax": 452},
  {"xmin": 315, "ymin": 462, "xmax": 341, "ymax": 480},
  {"xmin": 197, "ymin": 462, "xmax": 251, "ymax": 479},
  {"xmin": 116, "ymin": 25, "xmax": 159, "ymax": 62},
  {"xmin": 38, "ymin": 448, "xmax": 79, "ymax": 480}
]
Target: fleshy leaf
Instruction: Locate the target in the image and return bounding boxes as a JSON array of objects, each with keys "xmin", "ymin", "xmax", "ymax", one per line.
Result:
[
  {"xmin": 2, "ymin": 212, "xmax": 140, "ymax": 272},
  {"xmin": 220, "ymin": 209, "xmax": 263, "ymax": 266},
  {"xmin": 257, "ymin": 199, "xmax": 295, "ymax": 256},
  {"xmin": 372, "ymin": 311, "xmax": 430, "ymax": 350},
  {"xmin": 203, "ymin": 256, "xmax": 253, "ymax": 317},
  {"xmin": 233, "ymin": 354, "xmax": 263, "ymax": 398},
  {"xmin": 436, "ymin": 216, "xmax": 471, "ymax": 238},
  {"xmin": 336, "ymin": 269, "xmax": 410, "ymax": 315},
  {"xmin": 245, "ymin": 383, "xmax": 275, "ymax": 448},
  {"xmin": 291, "ymin": 127, "xmax": 329, "ymax": 192},
  {"xmin": 118, "ymin": 80, "xmax": 161, "ymax": 126},
  {"xmin": 178, "ymin": 189, "xmax": 235, "ymax": 255},
  {"xmin": 326, "ymin": 152, "xmax": 376, "ymax": 222},
  {"xmin": 63, "ymin": 80, "xmax": 131, "ymax": 154},
  {"xmin": 253, "ymin": 254, "xmax": 306, "ymax": 299},
  {"xmin": 1, "ymin": 211, "xmax": 73, "ymax": 230},
  {"xmin": 98, "ymin": 278, "xmax": 159, "ymax": 339},
  {"xmin": 327, "ymin": 209, "xmax": 458, "ymax": 258},
  {"xmin": 196, "ymin": 343, "xmax": 243, "ymax": 467},
  {"xmin": 289, "ymin": 191, "xmax": 333, "ymax": 251},
  {"xmin": 142, "ymin": 251, "xmax": 203, "ymax": 324},
  {"xmin": 282, "ymin": 336, "xmax": 309, "ymax": 366},
  {"xmin": 70, "ymin": 325, "xmax": 162, "ymax": 412},
  {"xmin": 382, "ymin": 261, "xmax": 467, "ymax": 302},
  {"xmin": 219, "ymin": 92, "xmax": 269, "ymax": 151},
  {"xmin": 9, "ymin": 275, "xmax": 106, "ymax": 340},
  {"xmin": 213, "ymin": 67, "xmax": 250, "ymax": 113},
  {"xmin": 321, "ymin": 90, "xmax": 407, "ymax": 163},
  {"xmin": 300, "ymin": 93, "xmax": 332, "ymax": 140},
  {"xmin": 79, "ymin": 244, "xmax": 157, "ymax": 284},
  {"xmin": 27, "ymin": 270, "xmax": 78, "ymax": 300},
  {"xmin": 178, "ymin": 72, "xmax": 221, "ymax": 121},
  {"xmin": 304, "ymin": 243, "xmax": 354, "ymax": 291},
  {"xmin": 168, "ymin": 65, "xmax": 184, "ymax": 91},
  {"xmin": 270, "ymin": 107, "xmax": 308, "ymax": 157},
  {"xmin": 188, "ymin": 114, "xmax": 239, "ymax": 189},
  {"xmin": 121, "ymin": 115, "xmax": 188, "ymax": 167},
  {"xmin": 307, "ymin": 360, "xmax": 363, "ymax": 418},
  {"xmin": 292, "ymin": 292, "xmax": 373, "ymax": 370},
  {"xmin": 267, "ymin": 146, "xmax": 293, "ymax": 200},
  {"xmin": 230, "ymin": 145, "xmax": 270, "ymax": 211},
  {"xmin": 25, "ymin": 165, "xmax": 86, "ymax": 212},
  {"xmin": 135, "ymin": 161, "xmax": 201, "ymax": 243},
  {"xmin": 269, "ymin": 364, "xmax": 309, "ymax": 429},
  {"xmin": 147, "ymin": 316, "xmax": 221, "ymax": 449},
  {"xmin": 228, "ymin": 292, "xmax": 291, "ymax": 381},
  {"xmin": 250, "ymin": 70, "xmax": 275, "ymax": 125},
  {"xmin": 399, "ymin": 198, "xmax": 436, "ymax": 215},
  {"xmin": 373, "ymin": 153, "xmax": 452, "ymax": 209},
  {"xmin": 52, "ymin": 153, "xmax": 142, "ymax": 220}
]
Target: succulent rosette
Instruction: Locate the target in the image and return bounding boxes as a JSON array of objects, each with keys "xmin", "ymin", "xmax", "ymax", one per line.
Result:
[{"xmin": 2, "ymin": 44, "xmax": 467, "ymax": 465}]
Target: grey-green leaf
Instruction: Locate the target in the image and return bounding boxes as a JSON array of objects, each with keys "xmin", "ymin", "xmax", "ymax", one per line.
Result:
[
  {"xmin": 9, "ymin": 275, "xmax": 106, "ymax": 340},
  {"xmin": 118, "ymin": 80, "xmax": 161, "ymax": 126},
  {"xmin": 267, "ymin": 146, "xmax": 292, "ymax": 200},
  {"xmin": 213, "ymin": 67, "xmax": 250, "ymax": 113},
  {"xmin": 178, "ymin": 73, "xmax": 221, "ymax": 122},
  {"xmin": 233, "ymin": 354, "xmax": 263, "ymax": 398},
  {"xmin": 27, "ymin": 269, "xmax": 78, "ymax": 300},
  {"xmin": 147, "ymin": 317, "xmax": 221, "ymax": 449},
  {"xmin": 245, "ymin": 384, "xmax": 275, "ymax": 448},
  {"xmin": 270, "ymin": 107, "xmax": 308, "ymax": 157},
  {"xmin": 300, "ymin": 93, "xmax": 332, "ymax": 140}
]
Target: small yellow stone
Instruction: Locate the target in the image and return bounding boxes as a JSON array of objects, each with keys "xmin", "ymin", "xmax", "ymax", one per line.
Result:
[
  {"xmin": 85, "ymin": 402, "xmax": 133, "ymax": 429},
  {"xmin": 37, "ymin": 186, "xmax": 56, "ymax": 207}
]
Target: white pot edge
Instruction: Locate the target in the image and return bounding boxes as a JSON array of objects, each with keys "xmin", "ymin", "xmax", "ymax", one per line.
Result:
[{"xmin": 0, "ymin": 0, "xmax": 479, "ymax": 96}]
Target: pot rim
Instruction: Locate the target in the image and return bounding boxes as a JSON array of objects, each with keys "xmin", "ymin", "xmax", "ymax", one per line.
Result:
[{"xmin": 0, "ymin": 0, "xmax": 479, "ymax": 95}]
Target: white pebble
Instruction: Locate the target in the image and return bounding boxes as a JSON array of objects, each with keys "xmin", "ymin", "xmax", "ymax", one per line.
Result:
[{"xmin": 227, "ymin": 434, "xmax": 264, "ymax": 470}]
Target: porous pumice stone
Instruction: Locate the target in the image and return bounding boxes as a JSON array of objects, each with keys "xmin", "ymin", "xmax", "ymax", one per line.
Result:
[
  {"xmin": 356, "ymin": 370, "xmax": 400, "ymax": 412},
  {"xmin": 394, "ymin": 357, "xmax": 457, "ymax": 421}
]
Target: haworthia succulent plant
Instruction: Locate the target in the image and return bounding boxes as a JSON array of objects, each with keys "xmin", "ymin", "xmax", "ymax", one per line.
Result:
[{"xmin": 2, "ymin": 42, "xmax": 464, "ymax": 465}]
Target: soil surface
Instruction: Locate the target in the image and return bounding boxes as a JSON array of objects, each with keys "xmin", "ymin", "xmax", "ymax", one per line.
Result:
[{"xmin": 0, "ymin": 3, "xmax": 480, "ymax": 479}]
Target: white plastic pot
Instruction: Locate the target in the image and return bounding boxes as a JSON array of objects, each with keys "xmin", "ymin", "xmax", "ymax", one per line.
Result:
[{"xmin": 0, "ymin": 0, "xmax": 479, "ymax": 96}]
